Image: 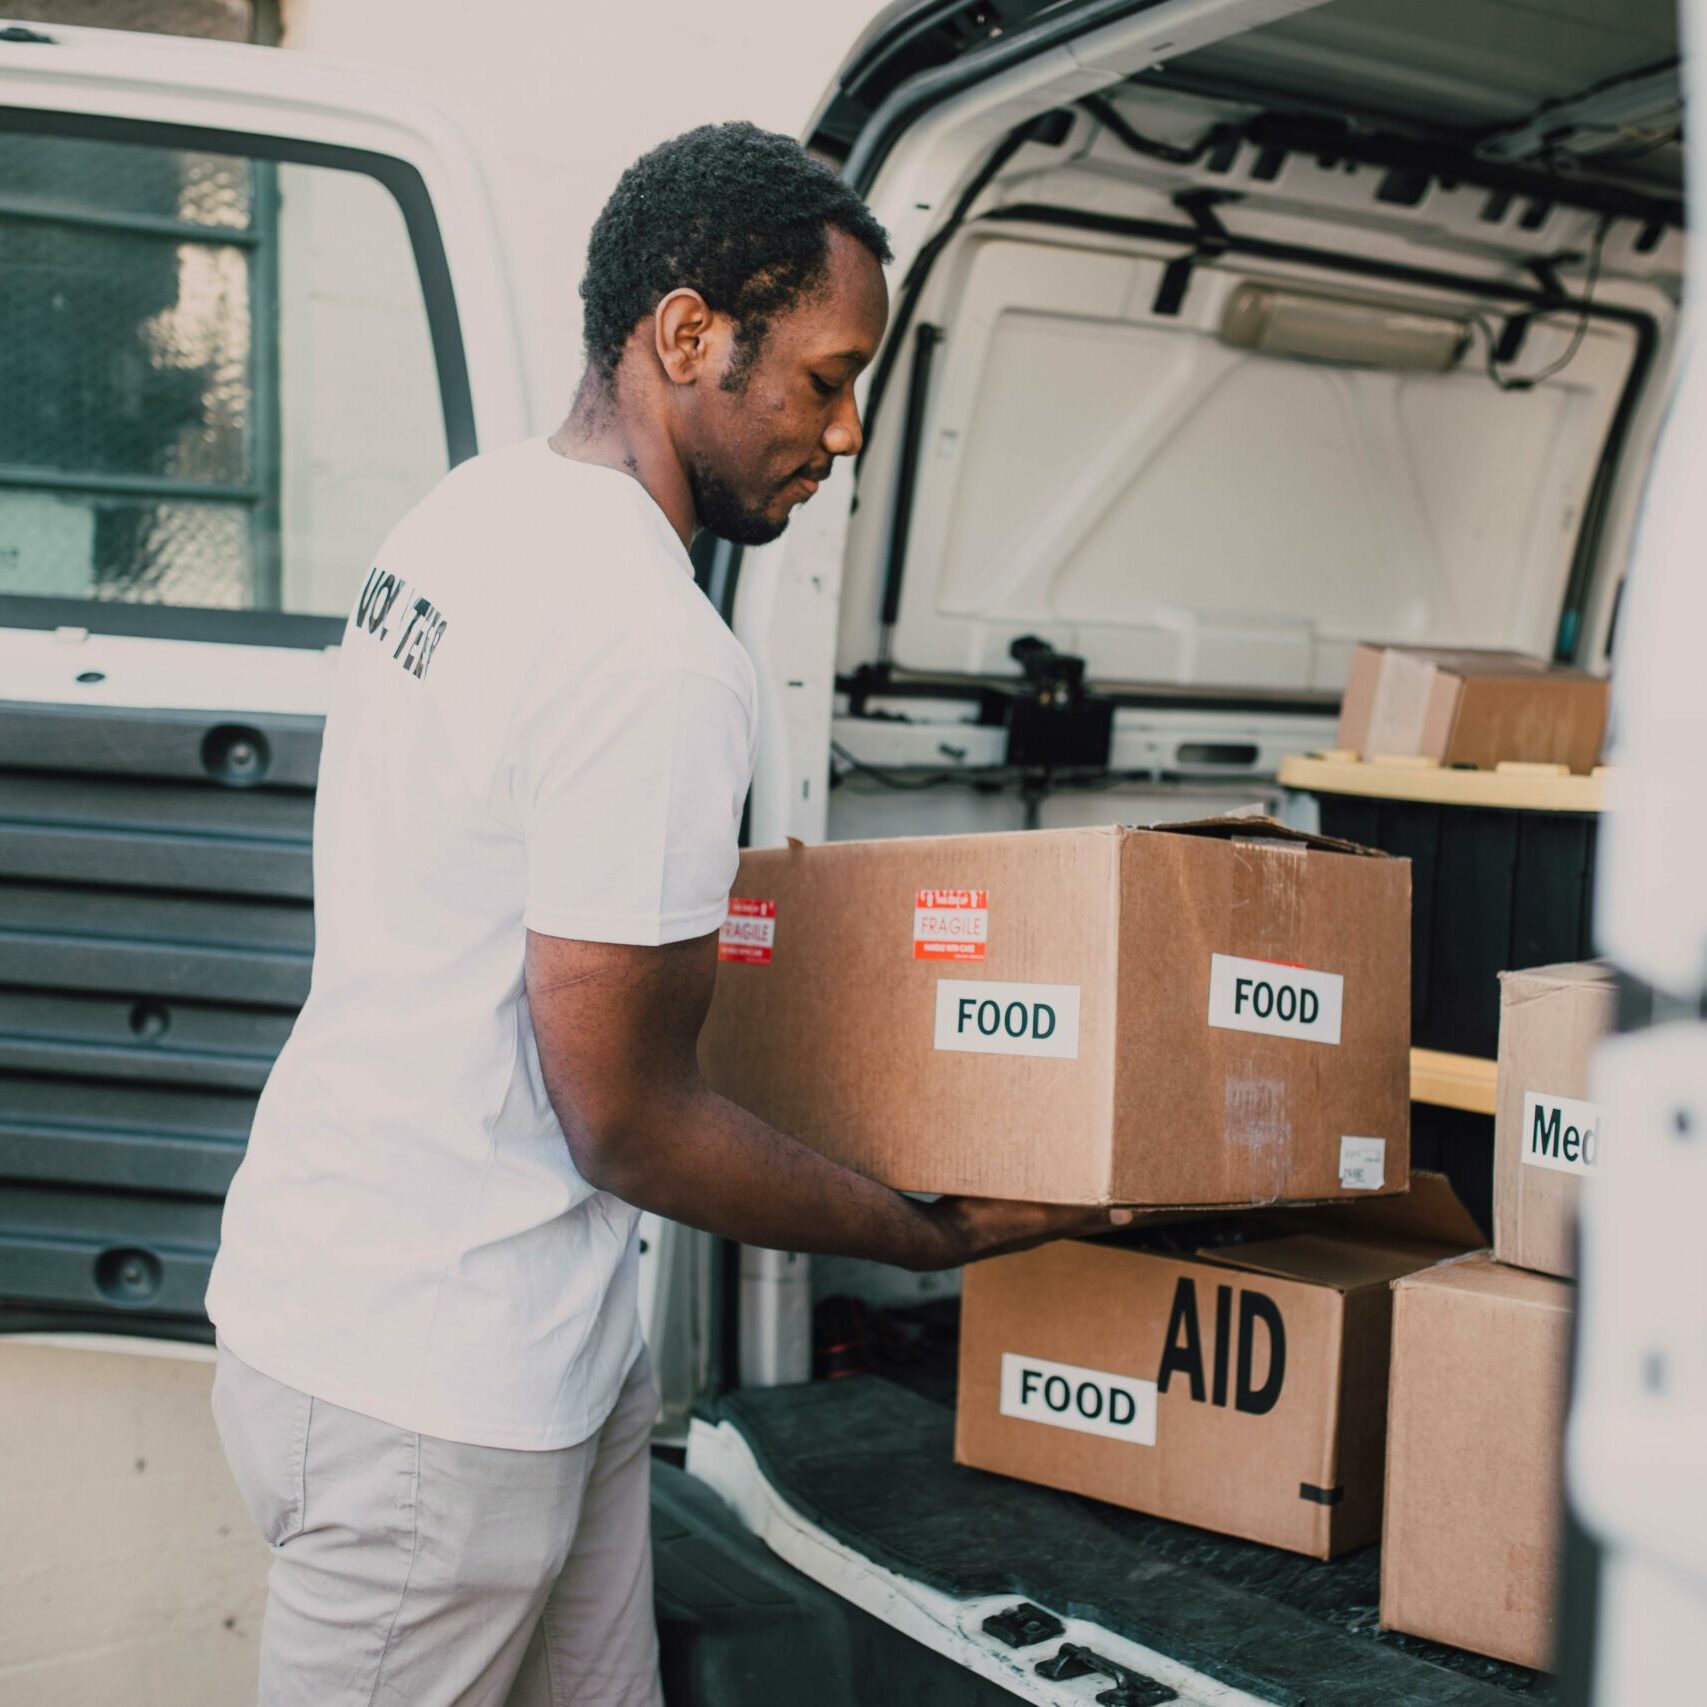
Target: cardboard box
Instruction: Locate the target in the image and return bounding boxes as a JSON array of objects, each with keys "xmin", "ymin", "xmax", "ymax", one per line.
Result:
[
  {"xmin": 699, "ymin": 817, "xmax": 1411, "ymax": 1207},
  {"xmin": 1337, "ymin": 645, "xmax": 1608, "ymax": 773},
  {"xmin": 1494, "ymin": 962, "xmax": 1614, "ymax": 1279},
  {"xmin": 954, "ymin": 1173, "xmax": 1484, "ymax": 1557},
  {"xmin": 1382, "ymin": 1253, "xmax": 1573, "ymax": 1669}
]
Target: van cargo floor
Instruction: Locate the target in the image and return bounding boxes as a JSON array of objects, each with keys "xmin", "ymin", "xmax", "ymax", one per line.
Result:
[{"xmin": 698, "ymin": 1327, "xmax": 1554, "ymax": 1707}]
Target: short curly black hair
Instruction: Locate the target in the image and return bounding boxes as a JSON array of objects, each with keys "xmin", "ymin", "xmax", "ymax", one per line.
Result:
[{"xmin": 580, "ymin": 121, "xmax": 892, "ymax": 385}]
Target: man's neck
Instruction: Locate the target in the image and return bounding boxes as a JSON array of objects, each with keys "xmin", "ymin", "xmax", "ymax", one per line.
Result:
[{"xmin": 548, "ymin": 373, "xmax": 698, "ymax": 550}]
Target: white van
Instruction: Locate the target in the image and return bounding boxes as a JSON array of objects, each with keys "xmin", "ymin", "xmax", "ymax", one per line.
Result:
[{"xmin": 0, "ymin": 3, "xmax": 1699, "ymax": 1702}]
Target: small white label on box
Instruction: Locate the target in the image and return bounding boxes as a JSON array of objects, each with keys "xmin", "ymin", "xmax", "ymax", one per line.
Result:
[
  {"xmin": 933, "ymin": 981, "xmax": 1080, "ymax": 1058},
  {"xmin": 1522, "ymin": 1091, "xmax": 1603, "ymax": 1176},
  {"xmin": 718, "ymin": 898, "xmax": 775, "ymax": 965},
  {"xmin": 1000, "ymin": 1352, "xmax": 1157, "ymax": 1445},
  {"xmin": 1339, "ymin": 1136, "xmax": 1386, "ymax": 1190},
  {"xmin": 1207, "ymin": 953, "xmax": 1343, "ymax": 1045},
  {"xmin": 914, "ymin": 888, "xmax": 988, "ymax": 960}
]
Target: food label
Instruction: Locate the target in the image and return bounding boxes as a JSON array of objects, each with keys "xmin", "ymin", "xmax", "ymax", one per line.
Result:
[
  {"xmin": 914, "ymin": 888, "xmax": 988, "ymax": 960},
  {"xmin": 1339, "ymin": 1136, "xmax": 1386, "ymax": 1190},
  {"xmin": 933, "ymin": 980, "xmax": 1080, "ymax": 1058},
  {"xmin": 1207, "ymin": 953, "xmax": 1343, "ymax": 1045},
  {"xmin": 1000, "ymin": 1353, "xmax": 1157, "ymax": 1445},
  {"xmin": 1522, "ymin": 1091, "xmax": 1603, "ymax": 1177},
  {"xmin": 718, "ymin": 898, "xmax": 775, "ymax": 965}
]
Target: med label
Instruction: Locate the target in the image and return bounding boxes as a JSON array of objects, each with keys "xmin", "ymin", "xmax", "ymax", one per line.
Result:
[
  {"xmin": 1000, "ymin": 1352, "xmax": 1157, "ymax": 1445},
  {"xmin": 1208, "ymin": 953, "xmax": 1343, "ymax": 1045},
  {"xmin": 1523, "ymin": 1091, "xmax": 1603, "ymax": 1177},
  {"xmin": 934, "ymin": 980, "xmax": 1081, "ymax": 1059}
]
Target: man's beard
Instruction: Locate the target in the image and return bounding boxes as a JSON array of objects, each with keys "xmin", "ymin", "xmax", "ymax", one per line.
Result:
[{"xmin": 688, "ymin": 455, "xmax": 790, "ymax": 547}]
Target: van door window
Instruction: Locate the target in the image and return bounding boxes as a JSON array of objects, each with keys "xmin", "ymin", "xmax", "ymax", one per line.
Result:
[{"xmin": 0, "ymin": 121, "xmax": 461, "ymax": 636}]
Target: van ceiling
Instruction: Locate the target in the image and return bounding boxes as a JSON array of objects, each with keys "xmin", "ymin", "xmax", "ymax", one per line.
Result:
[{"xmin": 1162, "ymin": 0, "xmax": 1681, "ymax": 197}]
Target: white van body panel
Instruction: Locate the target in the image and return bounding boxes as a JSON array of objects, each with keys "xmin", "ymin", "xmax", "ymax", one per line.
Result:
[
  {"xmin": 0, "ymin": 22, "xmax": 530, "ymax": 713},
  {"xmin": 1569, "ymin": 5, "xmax": 1707, "ymax": 1691},
  {"xmin": 0, "ymin": 23, "xmax": 531, "ymax": 474}
]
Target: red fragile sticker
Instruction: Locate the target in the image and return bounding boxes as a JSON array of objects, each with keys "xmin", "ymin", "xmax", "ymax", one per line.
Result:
[
  {"xmin": 719, "ymin": 897, "xmax": 776, "ymax": 965},
  {"xmin": 914, "ymin": 889, "xmax": 988, "ymax": 960}
]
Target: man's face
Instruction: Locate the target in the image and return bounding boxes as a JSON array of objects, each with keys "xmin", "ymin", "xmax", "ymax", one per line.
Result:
[{"xmin": 681, "ymin": 229, "xmax": 889, "ymax": 546}]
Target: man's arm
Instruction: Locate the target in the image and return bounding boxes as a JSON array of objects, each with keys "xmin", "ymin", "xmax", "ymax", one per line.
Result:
[{"xmin": 526, "ymin": 928, "xmax": 1129, "ymax": 1271}]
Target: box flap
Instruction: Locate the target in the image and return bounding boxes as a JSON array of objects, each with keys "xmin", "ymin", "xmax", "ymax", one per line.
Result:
[
  {"xmin": 1367, "ymin": 645, "xmax": 1578, "ymax": 681},
  {"xmin": 1499, "ymin": 960, "xmax": 1617, "ymax": 1003},
  {"xmin": 1135, "ymin": 812, "xmax": 1391, "ymax": 860},
  {"xmin": 1392, "ymin": 1249, "xmax": 1573, "ymax": 1313},
  {"xmin": 1282, "ymin": 1170, "xmax": 1486, "ymax": 1249},
  {"xmin": 1202, "ymin": 1231, "xmax": 1463, "ymax": 1292}
]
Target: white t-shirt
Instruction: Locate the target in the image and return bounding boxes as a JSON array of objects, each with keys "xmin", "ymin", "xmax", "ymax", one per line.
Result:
[{"xmin": 206, "ymin": 439, "xmax": 757, "ymax": 1450}]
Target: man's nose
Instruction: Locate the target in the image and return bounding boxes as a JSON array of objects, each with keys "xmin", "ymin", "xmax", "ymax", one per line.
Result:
[{"xmin": 822, "ymin": 392, "xmax": 864, "ymax": 459}]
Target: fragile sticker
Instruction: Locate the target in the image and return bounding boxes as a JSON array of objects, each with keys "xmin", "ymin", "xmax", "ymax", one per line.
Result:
[
  {"xmin": 934, "ymin": 980, "xmax": 1080, "ymax": 1059},
  {"xmin": 1000, "ymin": 1352, "xmax": 1156, "ymax": 1445},
  {"xmin": 1207, "ymin": 953, "xmax": 1344, "ymax": 1045},
  {"xmin": 1338, "ymin": 1136, "xmax": 1386, "ymax": 1191},
  {"xmin": 718, "ymin": 898, "xmax": 776, "ymax": 965},
  {"xmin": 914, "ymin": 888, "xmax": 988, "ymax": 960},
  {"xmin": 1522, "ymin": 1091, "xmax": 1603, "ymax": 1177}
]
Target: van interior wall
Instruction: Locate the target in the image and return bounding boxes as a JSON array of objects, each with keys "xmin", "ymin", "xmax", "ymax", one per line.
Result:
[
  {"xmin": 809, "ymin": 69, "xmax": 1679, "ymax": 1314},
  {"xmin": 835, "ymin": 83, "xmax": 1680, "ymax": 719}
]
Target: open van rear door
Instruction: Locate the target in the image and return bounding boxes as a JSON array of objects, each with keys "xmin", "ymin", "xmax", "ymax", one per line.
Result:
[{"xmin": 0, "ymin": 21, "xmax": 527, "ymax": 1331}]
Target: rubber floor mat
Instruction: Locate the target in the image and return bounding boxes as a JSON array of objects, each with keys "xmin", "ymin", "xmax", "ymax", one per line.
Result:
[{"xmin": 712, "ymin": 1374, "xmax": 1557, "ymax": 1707}]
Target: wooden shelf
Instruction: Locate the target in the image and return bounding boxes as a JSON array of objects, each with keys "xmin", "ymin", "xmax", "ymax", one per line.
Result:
[
  {"xmin": 1280, "ymin": 751, "xmax": 1606, "ymax": 813},
  {"xmin": 1410, "ymin": 1047, "xmax": 1498, "ymax": 1115}
]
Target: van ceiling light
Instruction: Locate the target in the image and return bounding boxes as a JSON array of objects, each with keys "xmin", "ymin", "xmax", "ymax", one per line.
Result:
[{"xmin": 1220, "ymin": 284, "xmax": 1471, "ymax": 372}]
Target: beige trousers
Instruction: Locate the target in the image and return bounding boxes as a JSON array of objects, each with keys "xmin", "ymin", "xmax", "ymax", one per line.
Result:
[{"xmin": 211, "ymin": 1340, "xmax": 664, "ymax": 1707}]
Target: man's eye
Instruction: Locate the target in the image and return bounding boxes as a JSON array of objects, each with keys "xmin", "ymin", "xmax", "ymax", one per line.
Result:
[{"xmin": 810, "ymin": 373, "xmax": 838, "ymax": 397}]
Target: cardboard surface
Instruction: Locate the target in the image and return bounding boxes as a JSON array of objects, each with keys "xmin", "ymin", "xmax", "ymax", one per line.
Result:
[
  {"xmin": 1494, "ymin": 962, "xmax": 1615, "ymax": 1279},
  {"xmin": 1381, "ymin": 1254, "xmax": 1573, "ymax": 1670},
  {"xmin": 699, "ymin": 817, "xmax": 1411, "ymax": 1206},
  {"xmin": 955, "ymin": 1173, "xmax": 1480, "ymax": 1557},
  {"xmin": 1336, "ymin": 645, "xmax": 1608, "ymax": 774}
]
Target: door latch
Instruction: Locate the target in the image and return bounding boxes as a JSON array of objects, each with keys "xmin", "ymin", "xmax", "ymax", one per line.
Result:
[{"xmin": 1035, "ymin": 1642, "xmax": 1179, "ymax": 1705}]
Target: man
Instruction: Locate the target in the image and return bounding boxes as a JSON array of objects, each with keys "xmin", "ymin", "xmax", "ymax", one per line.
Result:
[{"xmin": 207, "ymin": 122, "xmax": 1126, "ymax": 1707}]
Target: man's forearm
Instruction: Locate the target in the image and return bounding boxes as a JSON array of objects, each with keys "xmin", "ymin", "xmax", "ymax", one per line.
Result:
[{"xmin": 572, "ymin": 1084, "xmax": 954, "ymax": 1270}]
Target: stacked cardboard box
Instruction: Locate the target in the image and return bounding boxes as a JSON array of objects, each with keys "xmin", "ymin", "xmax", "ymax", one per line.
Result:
[
  {"xmin": 702, "ymin": 812, "xmax": 1440, "ymax": 1555},
  {"xmin": 701, "ymin": 815, "xmax": 1411, "ymax": 1208},
  {"xmin": 1381, "ymin": 1255, "xmax": 1572, "ymax": 1670},
  {"xmin": 955, "ymin": 1173, "xmax": 1483, "ymax": 1556},
  {"xmin": 1336, "ymin": 644, "xmax": 1609, "ymax": 773},
  {"xmin": 1380, "ymin": 961, "xmax": 1605, "ymax": 1670},
  {"xmin": 1493, "ymin": 961, "xmax": 1613, "ymax": 1278}
]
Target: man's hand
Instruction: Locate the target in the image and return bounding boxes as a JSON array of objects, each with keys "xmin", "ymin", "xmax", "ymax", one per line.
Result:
[
  {"xmin": 525, "ymin": 928, "xmax": 1131, "ymax": 1272},
  {"xmin": 918, "ymin": 1196, "xmax": 1137, "ymax": 1270}
]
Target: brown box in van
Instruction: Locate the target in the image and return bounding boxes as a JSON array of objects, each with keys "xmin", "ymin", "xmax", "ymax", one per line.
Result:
[
  {"xmin": 1336, "ymin": 645, "xmax": 1608, "ymax": 774},
  {"xmin": 1382, "ymin": 1253, "xmax": 1573, "ymax": 1670},
  {"xmin": 1494, "ymin": 962, "xmax": 1615, "ymax": 1280},
  {"xmin": 954, "ymin": 1174, "xmax": 1484, "ymax": 1557},
  {"xmin": 698, "ymin": 816, "xmax": 1410, "ymax": 1207}
]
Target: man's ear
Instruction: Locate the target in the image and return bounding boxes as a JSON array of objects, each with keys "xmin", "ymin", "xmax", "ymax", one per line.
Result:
[{"xmin": 653, "ymin": 288, "xmax": 721, "ymax": 387}]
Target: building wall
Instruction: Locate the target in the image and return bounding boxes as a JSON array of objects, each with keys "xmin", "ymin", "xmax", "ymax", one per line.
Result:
[
  {"xmin": 278, "ymin": 0, "xmax": 873, "ymax": 430},
  {"xmin": 9, "ymin": 0, "xmax": 262, "ymax": 42}
]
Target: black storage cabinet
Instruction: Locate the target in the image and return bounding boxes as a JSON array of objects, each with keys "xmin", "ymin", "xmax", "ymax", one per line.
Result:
[{"xmin": 1283, "ymin": 758, "xmax": 1602, "ymax": 1061}]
